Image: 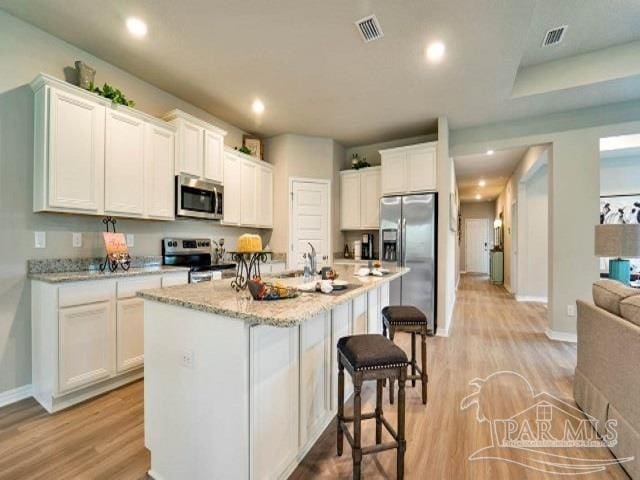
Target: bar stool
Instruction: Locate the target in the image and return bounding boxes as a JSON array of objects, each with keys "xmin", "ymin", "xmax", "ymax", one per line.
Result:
[
  {"xmin": 336, "ymin": 334, "xmax": 409, "ymax": 480},
  {"xmin": 382, "ymin": 306, "xmax": 429, "ymax": 405}
]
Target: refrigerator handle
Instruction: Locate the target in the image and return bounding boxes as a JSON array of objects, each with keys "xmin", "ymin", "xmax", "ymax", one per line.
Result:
[
  {"xmin": 401, "ymin": 217, "xmax": 407, "ymax": 267},
  {"xmin": 396, "ymin": 219, "xmax": 402, "ymax": 267}
]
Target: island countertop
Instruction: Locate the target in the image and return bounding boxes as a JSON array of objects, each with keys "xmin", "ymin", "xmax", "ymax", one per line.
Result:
[{"xmin": 138, "ymin": 264, "xmax": 408, "ymax": 327}]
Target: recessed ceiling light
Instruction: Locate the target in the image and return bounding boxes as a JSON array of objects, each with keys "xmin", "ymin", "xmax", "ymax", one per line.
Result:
[
  {"xmin": 252, "ymin": 99, "xmax": 265, "ymax": 114},
  {"xmin": 486, "ymin": 149, "xmax": 495, "ymax": 155},
  {"xmin": 126, "ymin": 17, "xmax": 147, "ymax": 37},
  {"xmin": 426, "ymin": 41, "xmax": 445, "ymax": 62},
  {"xmin": 475, "ymin": 194, "xmax": 482, "ymax": 200},
  {"xmin": 478, "ymin": 179, "xmax": 486, "ymax": 187}
]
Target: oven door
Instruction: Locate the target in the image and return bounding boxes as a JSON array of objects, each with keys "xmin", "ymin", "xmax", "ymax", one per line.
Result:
[{"xmin": 176, "ymin": 175, "xmax": 222, "ymax": 220}]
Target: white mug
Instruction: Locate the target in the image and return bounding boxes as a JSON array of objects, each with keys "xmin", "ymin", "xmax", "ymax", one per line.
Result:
[{"xmin": 320, "ymin": 280, "xmax": 333, "ymax": 293}]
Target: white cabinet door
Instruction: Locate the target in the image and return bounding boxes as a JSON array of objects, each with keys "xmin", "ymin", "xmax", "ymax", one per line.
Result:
[
  {"xmin": 250, "ymin": 325, "xmax": 299, "ymax": 480},
  {"xmin": 340, "ymin": 171, "xmax": 361, "ymax": 229},
  {"xmin": 240, "ymin": 159, "xmax": 258, "ymax": 226},
  {"xmin": 177, "ymin": 120, "xmax": 203, "ymax": 177},
  {"xmin": 299, "ymin": 312, "xmax": 332, "ymax": 449},
  {"xmin": 145, "ymin": 123, "xmax": 175, "ymax": 219},
  {"xmin": 381, "ymin": 152, "xmax": 406, "ymax": 195},
  {"xmin": 223, "ymin": 153, "xmax": 241, "ymax": 224},
  {"xmin": 116, "ymin": 298, "xmax": 145, "ymax": 373},
  {"xmin": 331, "ymin": 302, "xmax": 353, "ymax": 410},
  {"xmin": 360, "ymin": 168, "xmax": 381, "ymax": 229},
  {"xmin": 257, "ymin": 165, "xmax": 273, "ymax": 228},
  {"xmin": 105, "ymin": 109, "xmax": 146, "ymax": 216},
  {"xmin": 203, "ymin": 129, "xmax": 224, "ymax": 183},
  {"xmin": 406, "ymin": 146, "xmax": 436, "ymax": 192},
  {"xmin": 58, "ymin": 301, "xmax": 113, "ymax": 393},
  {"xmin": 48, "ymin": 88, "xmax": 105, "ymax": 212},
  {"xmin": 353, "ymin": 294, "xmax": 368, "ymax": 335}
]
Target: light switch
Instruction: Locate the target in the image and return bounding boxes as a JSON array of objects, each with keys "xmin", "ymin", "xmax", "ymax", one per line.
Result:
[
  {"xmin": 72, "ymin": 232, "xmax": 82, "ymax": 248},
  {"xmin": 567, "ymin": 304, "xmax": 577, "ymax": 317},
  {"xmin": 126, "ymin": 234, "xmax": 135, "ymax": 247},
  {"xmin": 34, "ymin": 231, "xmax": 46, "ymax": 249}
]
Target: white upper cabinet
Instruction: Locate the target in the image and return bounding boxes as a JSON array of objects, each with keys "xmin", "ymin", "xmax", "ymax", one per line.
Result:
[
  {"xmin": 37, "ymin": 86, "xmax": 106, "ymax": 213},
  {"xmin": 164, "ymin": 109, "xmax": 227, "ymax": 181},
  {"xmin": 340, "ymin": 167, "xmax": 380, "ymax": 230},
  {"xmin": 31, "ymin": 74, "xmax": 176, "ymax": 220},
  {"xmin": 380, "ymin": 142, "xmax": 437, "ymax": 195},
  {"xmin": 105, "ymin": 109, "xmax": 146, "ymax": 216},
  {"xmin": 223, "ymin": 151, "xmax": 241, "ymax": 225},
  {"xmin": 203, "ymin": 130, "xmax": 224, "ymax": 183},
  {"xmin": 360, "ymin": 167, "xmax": 381, "ymax": 229},
  {"xmin": 257, "ymin": 164, "xmax": 274, "ymax": 228},
  {"xmin": 145, "ymin": 124, "xmax": 175, "ymax": 219},
  {"xmin": 224, "ymin": 149, "xmax": 273, "ymax": 228}
]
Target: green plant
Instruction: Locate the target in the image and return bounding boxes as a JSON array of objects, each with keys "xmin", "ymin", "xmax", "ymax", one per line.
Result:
[
  {"xmin": 88, "ymin": 82, "xmax": 135, "ymax": 107},
  {"xmin": 238, "ymin": 145, "xmax": 252, "ymax": 155}
]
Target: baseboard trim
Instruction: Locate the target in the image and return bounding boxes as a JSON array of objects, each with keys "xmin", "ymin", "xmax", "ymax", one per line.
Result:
[
  {"xmin": 436, "ymin": 326, "xmax": 450, "ymax": 337},
  {"xmin": 0, "ymin": 384, "xmax": 33, "ymax": 409},
  {"xmin": 545, "ymin": 328, "xmax": 577, "ymax": 343},
  {"xmin": 516, "ymin": 295, "xmax": 548, "ymax": 303}
]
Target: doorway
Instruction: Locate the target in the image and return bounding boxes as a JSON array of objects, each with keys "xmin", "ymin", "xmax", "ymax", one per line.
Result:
[
  {"xmin": 288, "ymin": 178, "xmax": 331, "ymax": 270},
  {"xmin": 465, "ymin": 218, "xmax": 490, "ymax": 274}
]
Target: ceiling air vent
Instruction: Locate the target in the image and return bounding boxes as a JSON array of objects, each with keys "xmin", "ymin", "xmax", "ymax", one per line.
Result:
[
  {"xmin": 355, "ymin": 15, "xmax": 383, "ymax": 43},
  {"xmin": 542, "ymin": 25, "xmax": 567, "ymax": 47}
]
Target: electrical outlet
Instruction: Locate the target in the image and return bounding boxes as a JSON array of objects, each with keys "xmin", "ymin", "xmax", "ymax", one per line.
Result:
[
  {"xmin": 567, "ymin": 304, "xmax": 577, "ymax": 317},
  {"xmin": 181, "ymin": 349, "xmax": 194, "ymax": 369},
  {"xmin": 34, "ymin": 231, "xmax": 46, "ymax": 249},
  {"xmin": 72, "ymin": 232, "xmax": 82, "ymax": 248},
  {"xmin": 126, "ymin": 234, "xmax": 135, "ymax": 247}
]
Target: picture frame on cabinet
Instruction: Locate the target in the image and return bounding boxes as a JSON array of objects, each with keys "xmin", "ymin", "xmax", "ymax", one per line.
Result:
[{"xmin": 243, "ymin": 135, "xmax": 262, "ymax": 159}]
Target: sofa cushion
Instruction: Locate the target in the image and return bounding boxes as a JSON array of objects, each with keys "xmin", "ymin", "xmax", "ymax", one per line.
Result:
[
  {"xmin": 620, "ymin": 295, "xmax": 640, "ymax": 328},
  {"xmin": 592, "ymin": 279, "xmax": 639, "ymax": 316}
]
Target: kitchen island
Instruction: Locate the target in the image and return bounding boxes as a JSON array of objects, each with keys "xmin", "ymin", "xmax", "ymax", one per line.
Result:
[{"xmin": 139, "ymin": 264, "xmax": 408, "ymax": 480}]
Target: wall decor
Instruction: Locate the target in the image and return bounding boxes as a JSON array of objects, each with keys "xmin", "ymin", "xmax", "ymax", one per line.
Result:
[
  {"xmin": 243, "ymin": 136, "xmax": 262, "ymax": 159},
  {"xmin": 74, "ymin": 60, "xmax": 96, "ymax": 89},
  {"xmin": 600, "ymin": 194, "xmax": 640, "ymax": 224}
]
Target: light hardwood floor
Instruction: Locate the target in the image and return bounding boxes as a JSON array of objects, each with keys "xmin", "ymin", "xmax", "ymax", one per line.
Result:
[{"xmin": 0, "ymin": 275, "xmax": 629, "ymax": 479}]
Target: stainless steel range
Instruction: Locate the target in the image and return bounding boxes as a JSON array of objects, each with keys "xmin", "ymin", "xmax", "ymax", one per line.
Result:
[{"xmin": 162, "ymin": 238, "xmax": 235, "ymax": 283}]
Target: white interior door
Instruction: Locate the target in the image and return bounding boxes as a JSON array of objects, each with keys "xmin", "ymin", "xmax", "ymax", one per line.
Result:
[
  {"xmin": 290, "ymin": 179, "xmax": 330, "ymax": 270},
  {"xmin": 465, "ymin": 218, "xmax": 490, "ymax": 274}
]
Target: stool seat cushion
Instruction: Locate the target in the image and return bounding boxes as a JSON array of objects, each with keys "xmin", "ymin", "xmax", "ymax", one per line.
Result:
[
  {"xmin": 337, "ymin": 334, "xmax": 409, "ymax": 371},
  {"xmin": 382, "ymin": 305, "xmax": 427, "ymax": 325}
]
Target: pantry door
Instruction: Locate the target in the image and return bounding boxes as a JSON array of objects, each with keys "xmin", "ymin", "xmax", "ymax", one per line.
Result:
[{"xmin": 289, "ymin": 178, "xmax": 331, "ymax": 270}]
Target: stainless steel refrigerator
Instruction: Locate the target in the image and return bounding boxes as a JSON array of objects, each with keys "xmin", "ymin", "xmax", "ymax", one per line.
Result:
[{"xmin": 380, "ymin": 193, "xmax": 437, "ymax": 333}]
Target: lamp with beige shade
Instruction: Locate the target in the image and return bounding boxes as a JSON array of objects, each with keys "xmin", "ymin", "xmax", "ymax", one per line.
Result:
[{"xmin": 595, "ymin": 224, "xmax": 640, "ymax": 285}]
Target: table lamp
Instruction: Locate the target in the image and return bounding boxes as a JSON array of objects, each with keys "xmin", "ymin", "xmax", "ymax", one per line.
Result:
[{"xmin": 595, "ymin": 224, "xmax": 640, "ymax": 285}]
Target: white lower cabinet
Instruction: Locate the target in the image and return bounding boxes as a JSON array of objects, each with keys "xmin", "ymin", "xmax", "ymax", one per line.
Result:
[
  {"xmin": 32, "ymin": 271, "xmax": 188, "ymax": 413},
  {"xmin": 299, "ymin": 312, "xmax": 332, "ymax": 450},
  {"xmin": 331, "ymin": 302, "xmax": 353, "ymax": 410},
  {"xmin": 367, "ymin": 287, "xmax": 382, "ymax": 334},
  {"xmin": 250, "ymin": 325, "xmax": 299, "ymax": 480},
  {"xmin": 116, "ymin": 298, "xmax": 145, "ymax": 373},
  {"xmin": 353, "ymin": 293, "xmax": 368, "ymax": 335},
  {"xmin": 59, "ymin": 300, "xmax": 114, "ymax": 393}
]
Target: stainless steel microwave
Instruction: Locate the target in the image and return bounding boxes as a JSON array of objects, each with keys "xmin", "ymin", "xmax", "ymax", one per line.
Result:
[{"xmin": 176, "ymin": 174, "xmax": 223, "ymax": 220}]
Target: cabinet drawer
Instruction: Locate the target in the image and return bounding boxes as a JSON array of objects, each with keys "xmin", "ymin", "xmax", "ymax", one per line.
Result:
[
  {"xmin": 117, "ymin": 276, "xmax": 162, "ymax": 299},
  {"xmin": 59, "ymin": 280, "xmax": 115, "ymax": 308}
]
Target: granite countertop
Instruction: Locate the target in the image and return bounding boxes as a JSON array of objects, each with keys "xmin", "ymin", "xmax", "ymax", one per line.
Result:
[
  {"xmin": 137, "ymin": 264, "xmax": 408, "ymax": 328},
  {"xmin": 29, "ymin": 265, "xmax": 190, "ymax": 283}
]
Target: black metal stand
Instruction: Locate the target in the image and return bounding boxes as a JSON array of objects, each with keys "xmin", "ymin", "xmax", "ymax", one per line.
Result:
[
  {"xmin": 230, "ymin": 251, "xmax": 270, "ymax": 291},
  {"xmin": 99, "ymin": 217, "xmax": 131, "ymax": 273}
]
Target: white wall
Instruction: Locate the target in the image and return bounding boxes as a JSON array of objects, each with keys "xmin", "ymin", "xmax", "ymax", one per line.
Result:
[
  {"xmin": 263, "ymin": 134, "xmax": 344, "ymax": 262},
  {"xmin": 459, "ymin": 201, "xmax": 495, "ymax": 272},
  {"xmin": 0, "ymin": 12, "xmax": 264, "ymax": 395},
  {"xmin": 522, "ymin": 164, "xmax": 548, "ymax": 300},
  {"xmin": 452, "ymin": 99, "xmax": 640, "ymax": 338},
  {"xmin": 344, "ymin": 133, "xmax": 437, "ymax": 169}
]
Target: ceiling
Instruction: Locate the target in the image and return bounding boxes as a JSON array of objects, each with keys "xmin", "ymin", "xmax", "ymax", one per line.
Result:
[
  {"xmin": 455, "ymin": 147, "xmax": 528, "ymax": 202},
  {"xmin": 1, "ymin": 0, "xmax": 640, "ymax": 146}
]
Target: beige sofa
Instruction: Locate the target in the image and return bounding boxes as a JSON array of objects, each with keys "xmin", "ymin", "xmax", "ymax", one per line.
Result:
[{"xmin": 575, "ymin": 279, "xmax": 640, "ymax": 479}]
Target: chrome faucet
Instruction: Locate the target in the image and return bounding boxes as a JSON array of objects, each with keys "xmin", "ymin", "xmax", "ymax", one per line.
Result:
[{"xmin": 211, "ymin": 238, "xmax": 225, "ymax": 264}]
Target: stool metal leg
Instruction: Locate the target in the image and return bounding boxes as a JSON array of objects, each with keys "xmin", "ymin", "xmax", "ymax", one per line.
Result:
[
  {"xmin": 375, "ymin": 379, "xmax": 383, "ymax": 444},
  {"xmin": 337, "ymin": 360, "xmax": 345, "ymax": 456},
  {"xmin": 421, "ymin": 332, "xmax": 428, "ymax": 405},
  {"xmin": 352, "ymin": 381, "xmax": 363, "ymax": 480},
  {"xmin": 410, "ymin": 332, "xmax": 416, "ymax": 387},
  {"xmin": 389, "ymin": 328, "xmax": 395, "ymax": 405},
  {"xmin": 397, "ymin": 370, "xmax": 407, "ymax": 480}
]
